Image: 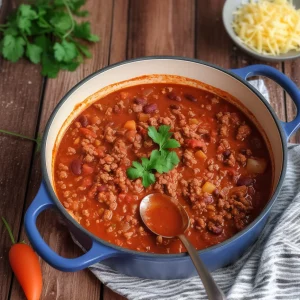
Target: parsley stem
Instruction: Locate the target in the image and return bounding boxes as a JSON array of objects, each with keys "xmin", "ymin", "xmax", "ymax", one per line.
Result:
[
  {"xmin": 0, "ymin": 129, "xmax": 37, "ymax": 143},
  {"xmin": 21, "ymin": 33, "xmax": 29, "ymax": 43},
  {"xmin": 62, "ymin": 0, "xmax": 75, "ymax": 39},
  {"xmin": 2, "ymin": 217, "xmax": 16, "ymax": 245}
]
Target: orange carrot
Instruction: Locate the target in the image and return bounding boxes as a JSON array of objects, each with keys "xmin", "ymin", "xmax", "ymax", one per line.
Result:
[{"xmin": 2, "ymin": 217, "xmax": 42, "ymax": 300}]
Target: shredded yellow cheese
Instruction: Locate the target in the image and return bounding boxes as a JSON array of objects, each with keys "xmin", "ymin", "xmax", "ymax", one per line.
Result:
[{"xmin": 232, "ymin": 0, "xmax": 300, "ymax": 55}]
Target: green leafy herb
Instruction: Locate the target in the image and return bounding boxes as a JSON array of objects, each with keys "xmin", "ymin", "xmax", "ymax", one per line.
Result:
[
  {"xmin": 148, "ymin": 125, "xmax": 180, "ymax": 151},
  {"xmin": 0, "ymin": 129, "xmax": 42, "ymax": 153},
  {"xmin": 0, "ymin": 0, "xmax": 99, "ymax": 78},
  {"xmin": 126, "ymin": 126, "xmax": 180, "ymax": 187}
]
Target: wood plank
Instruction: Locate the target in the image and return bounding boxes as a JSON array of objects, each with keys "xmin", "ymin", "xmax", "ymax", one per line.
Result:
[
  {"xmin": 103, "ymin": 287, "xmax": 127, "ymax": 300},
  {"xmin": 195, "ymin": 0, "xmax": 232, "ymax": 68},
  {"xmin": 9, "ymin": 1, "xmax": 114, "ymax": 299},
  {"xmin": 283, "ymin": 60, "xmax": 300, "ymax": 143},
  {"xmin": 0, "ymin": 1, "xmax": 44, "ymax": 299},
  {"xmin": 195, "ymin": 0, "xmax": 286, "ymax": 122},
  {"xmin": 127, "ymin": 0, "xmax": 195, "ymax": 58},
  {"xmin": 109, "ymin": 0, "xmax": 129, "ymax": 65}
]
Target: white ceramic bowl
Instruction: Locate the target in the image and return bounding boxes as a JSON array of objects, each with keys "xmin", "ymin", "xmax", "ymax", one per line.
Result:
[{"xmin": 223, "ymin": 0, "xmax": 300, "ymax": 61}]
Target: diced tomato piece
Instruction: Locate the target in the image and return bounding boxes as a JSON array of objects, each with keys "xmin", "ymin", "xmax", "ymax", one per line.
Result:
[
  {"xmin": 118, "ymin": 193, "xmax": 134, "ymax": 202},
  {"xmin": 82, "ymin": 164, "xmax": 94, "ymax": 175},
  {"xmin": 79, "ymin": 127, "xmax": 97, "ymax": 138},
  {"xmin": 96, "ymin": 146, "xmax": 106, "ymax": 157},
  {"xmin": 186, "ymin": 139, "xmax": 206, "ymax": 149}
]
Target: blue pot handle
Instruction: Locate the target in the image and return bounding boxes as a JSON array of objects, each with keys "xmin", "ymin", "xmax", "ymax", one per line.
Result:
[
  {"xmin": 231, "ymin": 65, "xmax": 300, "ymax": 140},
  {"xmin": 25, "ymin": 182, "xmax": 120, "ymax": 271}
]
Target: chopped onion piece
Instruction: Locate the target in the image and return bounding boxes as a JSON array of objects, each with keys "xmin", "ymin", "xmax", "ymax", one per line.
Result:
[{"xmin": 246, "ymin": 158, "xmax": 267, "ymax": 174}]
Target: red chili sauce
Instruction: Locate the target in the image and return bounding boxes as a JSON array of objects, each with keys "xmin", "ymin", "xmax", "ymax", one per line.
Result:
[
  {"xmin": 54, "ymin": 83, "xmax": 273, "ymax": 254},
  {"xmin": 142, "ymin": 194, "xmax": 185, "ymax": 237}
]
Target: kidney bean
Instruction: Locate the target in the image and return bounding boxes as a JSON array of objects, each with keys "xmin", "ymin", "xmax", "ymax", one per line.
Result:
[
  {"xmin": 208, "ymin": 224, "xmax": 223, "ymax": 235},
  {"xmin": 184, "ymin": 94, "xmax": 197, "ymax": 102},
  {"xmin": 143, "ymin": 103, "xmax": 157, "ymax": 113},
  {"xmin": 223, "ymin": 149, "xmax": 231, "ymax": 158},
  {"xmin": 170, "ymin": 104, "xmax": 180, "ymax": 109},
  {"xmin": 237, "ymin": 176, "xmax": 253, "ymax": 186},
  {"xmin": 70, "ymin": 159, "xmax": 82, "ymax": 175},
  {"xmin": 203, "ymin": 133, "xmax": 211, "ymax": 142},
  {"xmin": 78, "ymin": 115, "xmax": 89, "ymax": 127},
  {"xmin": 207, "ymin": 219, "xmax": 223, "ymax": 235},
  {"xmin": 213, "ymin": 188, "xmax": 220, "ymax": 197},
  {"xmin": 240, "ymin": 149, "xmax": 247, "ymax": 155},
  {"xmin": 134, "ymin": 97, "xmax": 147, "ymax": 105},
  {"xmin": 98, "ymin": 185, "xmax": 108, "ymax": 192},
  {"xmin": 167, "ymin": 92, "xmax": 181, "ymax": 102},
  {"xmin": 203, "ymin": 195, "xmax": 213, "ymax": 204}
]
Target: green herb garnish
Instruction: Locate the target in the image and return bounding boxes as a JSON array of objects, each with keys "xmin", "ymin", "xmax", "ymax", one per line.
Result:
[
  {"xmin": 0, "ymin": 0, "xmax": 99, "ymax": 78},
  {"xmin": 0, "ymin": 129, "xmax": 42, "ymax": 153},
  {"xmin": 127, "ymin": 125, "xmax": 180, "ymax": 187}
]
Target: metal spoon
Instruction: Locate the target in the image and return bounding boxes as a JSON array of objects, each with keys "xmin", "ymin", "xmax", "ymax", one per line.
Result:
[{"xmin": 140, "ymin": 193, "xmax": 226, "ymax": 300}]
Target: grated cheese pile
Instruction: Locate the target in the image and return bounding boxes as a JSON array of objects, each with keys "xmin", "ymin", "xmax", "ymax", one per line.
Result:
[{"xmin": 232, "ymin": 0, "xmax": 300, "ymax": 55}]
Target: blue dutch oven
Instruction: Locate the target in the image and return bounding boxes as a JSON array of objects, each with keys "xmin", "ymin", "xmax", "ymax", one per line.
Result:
[{"xmin": 25, "ymin": 57, "xmax": 300, "ymax": 279}]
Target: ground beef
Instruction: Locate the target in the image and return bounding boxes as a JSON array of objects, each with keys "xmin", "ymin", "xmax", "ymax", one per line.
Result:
[{"xmin": 236, "ymin": 124, "xmax": 251, "ymax": 141}]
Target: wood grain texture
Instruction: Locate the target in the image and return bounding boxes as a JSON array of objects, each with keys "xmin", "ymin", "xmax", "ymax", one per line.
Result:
[
  {"xmin": 195, "ymin": 0, "xmax": 232, "ymax": 68},
  {"xmin": 0, "ymin": 1, "xmax": 44, "ymax": 298},
  {"xmin": 284, "ymin": 60, "xmax": 300, "ymax": 143},
  {"xmin": 109, "ymin": 0, "xmax": 129, "ymax": 64},
  {"xmin": 9, "ymin": 1, "xmax": 114, "ymax": 299},
  {"xmin": 103, "ymin": 287, "xmax": 127, "ymax": 300},
  {"xmin": 128, "ymin": 0, "xmax": 195, "ymax": 58}
]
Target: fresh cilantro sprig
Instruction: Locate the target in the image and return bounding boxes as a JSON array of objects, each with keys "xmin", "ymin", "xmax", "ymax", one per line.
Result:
[
  {"xmin": 0, "ymin": 0, "xmax": 99, "ymax": 78},
  {"xmin": 126, "ymin": 125, "xmax": 180, "ymax": 187}
]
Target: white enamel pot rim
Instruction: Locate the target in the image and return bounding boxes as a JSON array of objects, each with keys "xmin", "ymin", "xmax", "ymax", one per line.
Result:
[{"xmin": 41, "ymin": 56, "xmax": 287, "ymax": 258}]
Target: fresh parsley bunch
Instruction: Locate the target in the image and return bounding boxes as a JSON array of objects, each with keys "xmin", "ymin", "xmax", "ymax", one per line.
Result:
[
  {"xmin": 127, "ymin": 125, "xmax": 181, "ymax": 187},
  {"xmin": 0, "ymin": 0, "xmax": 99, "ymax": 78}
]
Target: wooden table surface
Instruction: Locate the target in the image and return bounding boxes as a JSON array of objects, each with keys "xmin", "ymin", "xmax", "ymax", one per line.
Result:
[{"xmin": 1, "ymin": 1, "xmax": 300, "ymax": 299}]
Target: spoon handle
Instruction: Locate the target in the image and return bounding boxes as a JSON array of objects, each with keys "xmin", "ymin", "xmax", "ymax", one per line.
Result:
[{"xmin": 178, "ymin": 234, "xmax": 226, "ymax": 300}]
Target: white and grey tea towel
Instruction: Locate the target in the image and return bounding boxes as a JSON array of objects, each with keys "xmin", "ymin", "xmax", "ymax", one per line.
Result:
[{"xmin": 75, "ymin": 80, "xmax": 300, "ymax": 299}]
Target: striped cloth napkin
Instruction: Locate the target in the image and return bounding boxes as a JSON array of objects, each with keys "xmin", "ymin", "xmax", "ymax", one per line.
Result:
[{"xmin": 76, "ymin": 80, "xmax": 300, "ymax": 299}]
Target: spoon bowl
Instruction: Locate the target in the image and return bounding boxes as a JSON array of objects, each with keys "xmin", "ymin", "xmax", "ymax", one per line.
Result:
[
  {"xmin": 140, "ymin": 193, "xmax": 226, "ymax": 300},
  {"xmin": 140, "ymin": 193, "xmax": 189, "ymax": 238}
]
